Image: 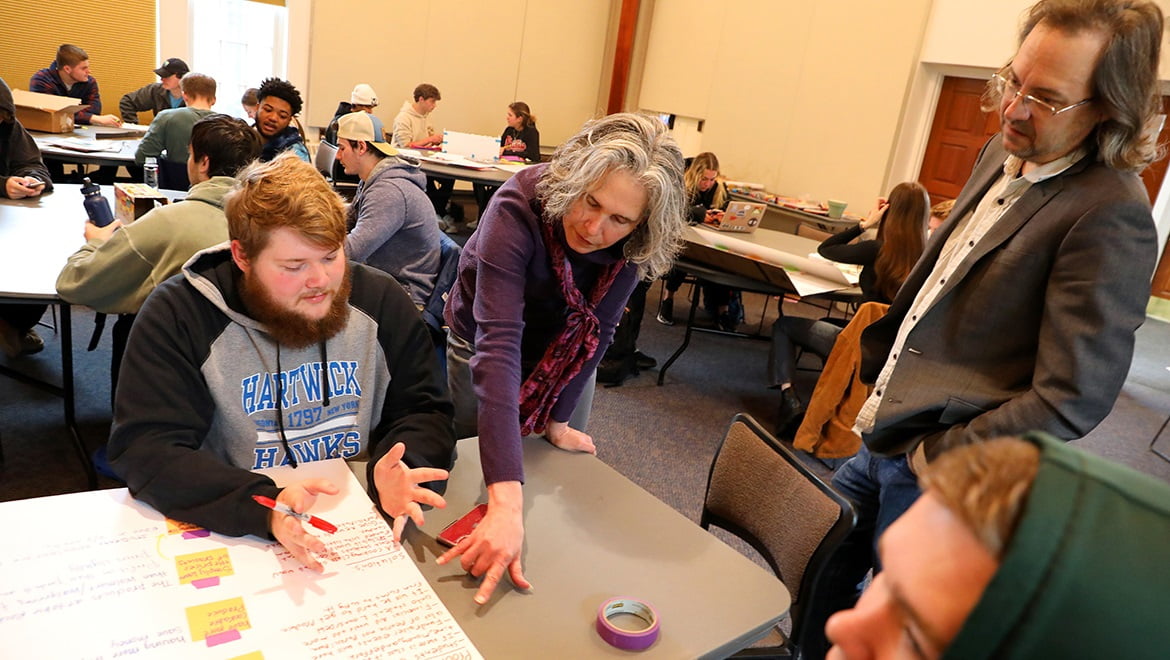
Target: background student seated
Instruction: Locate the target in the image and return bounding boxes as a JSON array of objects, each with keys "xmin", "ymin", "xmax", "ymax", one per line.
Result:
[
  {"xmin": 335, "ymin": 111, "xmax": 440, "ymax": 307},
  {"xmin": 392, "ymin": 83, "xmax": 460, "ymax": 231},
  {"xmin": 119, "ymin": 57, "xmax": 189, "ymax": 124},
  {"xmin": 29, "ymin": 44, "xmax": 120, "ymax": 183},
  {"xmin": 769, "ymin": 182, "xmax": 929, "ymax": 436},
  {"xmin": 656, "ymin": 152, "xmax": 737, "ymax": 330},
  {"xmin": 0, "ymin": 77, "xmax": 53, "ymax": 358},
  {"xmin": 133, "ymin": 72, "xmax": 218, "ymax": 190},
  {"xmin": 57, "ymin": 113, "xmax": 262, "ymax": 397},
  {"xmin": 253, "ymin": 77, "xmax": 310, "ymax": 163}
]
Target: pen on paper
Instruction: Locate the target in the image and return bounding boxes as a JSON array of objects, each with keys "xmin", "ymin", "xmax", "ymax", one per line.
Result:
[{"xmin": 251, "ymin": 494, "xmax": 338, "ymax": 534}]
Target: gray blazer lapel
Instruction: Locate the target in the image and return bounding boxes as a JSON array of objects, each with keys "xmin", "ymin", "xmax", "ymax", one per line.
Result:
[{"xmin": 934, "ymin": 151, "xmax": 1094, "ymax": 301}]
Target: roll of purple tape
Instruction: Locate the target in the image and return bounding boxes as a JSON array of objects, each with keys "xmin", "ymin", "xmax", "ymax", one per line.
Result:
[{"xmin": 596, "ymin": 596, "xmax": 660, "ymax": 650}]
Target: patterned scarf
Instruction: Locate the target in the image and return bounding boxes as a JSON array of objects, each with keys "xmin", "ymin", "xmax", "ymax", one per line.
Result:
[{"xmin": 517, "ymin": 220, "xmax": 625, "ymax": 435}]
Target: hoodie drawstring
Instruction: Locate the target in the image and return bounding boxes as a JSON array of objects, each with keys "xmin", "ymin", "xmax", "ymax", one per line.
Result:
[
  {"xmin": 274, "ymin": 344, "xmax": 297, "ymax": 468},
  {"xmin": 274, "ymin": 340, "xmax": 331, "ymax": 468}
]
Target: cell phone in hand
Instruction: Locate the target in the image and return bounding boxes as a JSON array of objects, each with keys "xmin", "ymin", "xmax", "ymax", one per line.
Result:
[
  {"xmin": 25, "ymin": 179, "xmax": 46, "ymax": 189},
  {"xmin": 437, "ymin": 503, "xmax": 488, "ymax": 547}
]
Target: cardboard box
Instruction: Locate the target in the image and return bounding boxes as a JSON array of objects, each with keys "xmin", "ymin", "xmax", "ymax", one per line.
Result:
[
  {"xmin": 114, "ymin": 184, "xmax": 168, "ymax": 223},
  {"xmin": 11, "ymin": 89, "xmax": 87, "ymax": 133}
]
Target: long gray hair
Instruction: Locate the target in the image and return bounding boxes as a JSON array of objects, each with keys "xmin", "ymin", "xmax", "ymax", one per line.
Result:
[{"xmin": 536, "ymin": 113, "xmax": 687, "ymax": 279}]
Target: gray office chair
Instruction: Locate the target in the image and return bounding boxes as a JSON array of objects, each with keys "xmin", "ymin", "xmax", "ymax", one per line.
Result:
[
  {"xmin": 701, "ymin": 413, "xmax": 857, "ymax": 657},
  {"xmin": 313, "ymin": 140, "xmax": 338, "ymax": 179}
]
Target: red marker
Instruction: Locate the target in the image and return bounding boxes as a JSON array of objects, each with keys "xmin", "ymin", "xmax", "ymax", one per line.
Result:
[{"xmin": 251, "ymin": 494, "xmax": 338, "ymax": 534}]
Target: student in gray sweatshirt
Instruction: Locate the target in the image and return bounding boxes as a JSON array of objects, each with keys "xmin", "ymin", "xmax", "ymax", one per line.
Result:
[{"xmin": 336, "ymin": 111, "xmax": 439, "ymax": 307}]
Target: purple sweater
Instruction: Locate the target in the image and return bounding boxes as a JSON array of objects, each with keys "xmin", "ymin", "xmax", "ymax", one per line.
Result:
[{"xmin": 445, "ymin": 164, "xmax": 638, "ymax": 484}]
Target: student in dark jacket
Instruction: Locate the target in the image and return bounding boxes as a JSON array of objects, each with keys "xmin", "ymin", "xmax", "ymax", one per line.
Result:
[
  {"xmin": 0, "ymin": 77, "xmax": 52, "ymax": 358},
  {"xmin": 770, "ymin": 181, "xmax": 928, "ymax": 436},
  {"xmin": 467, "ymin": 102, "xmax": 543, "ymax": 234},
  {"xmin": 118, "ymin": 57, "xmax": 188, "ymax": 123},
  {"xmin": 500, "ymin": 101, "xmax": 540, "ymax": 163}
]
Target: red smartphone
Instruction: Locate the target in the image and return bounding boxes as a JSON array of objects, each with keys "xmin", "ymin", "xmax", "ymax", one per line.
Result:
[{"xmin": 437, "ymin": 503, "xmax": 488, "ymax": 547}]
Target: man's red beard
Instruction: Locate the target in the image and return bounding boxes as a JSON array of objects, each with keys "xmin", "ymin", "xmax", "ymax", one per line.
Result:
[{"xmin": 238, "ymin": 263, "xmax": 353, "ymax": 348}]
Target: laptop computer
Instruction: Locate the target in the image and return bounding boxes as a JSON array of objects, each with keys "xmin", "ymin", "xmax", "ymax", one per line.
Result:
[{"xmin": 704, "ymin": 201, "xmax": 766, "ymax": 233}]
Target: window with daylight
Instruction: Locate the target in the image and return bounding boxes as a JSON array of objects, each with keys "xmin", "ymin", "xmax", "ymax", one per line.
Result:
[{"xmin": 190, "ymin": 0, "xmax": 288, "ymax": 119}]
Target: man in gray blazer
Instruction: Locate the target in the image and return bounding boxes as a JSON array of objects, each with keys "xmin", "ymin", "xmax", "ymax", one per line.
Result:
[{"xmin": 807, "ymin": 0, "xmax": 1165, "ymax": 655}]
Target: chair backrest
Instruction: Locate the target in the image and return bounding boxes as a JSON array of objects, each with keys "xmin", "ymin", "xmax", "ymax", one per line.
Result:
[
  {"xmin": 796, "ymin": 223, "xmax": 834, "ymax": 243},
  {"xmin": 157, "ymin": 159, "xmax": 190, "ymax": 192},
  {"xmin": 314, "ymin": 141, "xmax": 338, "ymax": 178},
  {"xmin": 701, "ymin": 413, "xmax": 856, "ymax": 650},
  {"xmin": 422, "ymin": 232, "xmax": 462, "ymax": 333}
]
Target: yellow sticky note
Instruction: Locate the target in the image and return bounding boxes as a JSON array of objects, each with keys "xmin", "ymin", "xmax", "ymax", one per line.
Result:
[
  {"xmin": 186, "ymin": 597, "xmax": 251, "ymax": 646},
  {"xmin": 176, "ymin": 548, "xmax": 235, "ymax": 586},
  {"xmin": 166, "ymin": 518, "xmax": 210, "ymax": 538}
]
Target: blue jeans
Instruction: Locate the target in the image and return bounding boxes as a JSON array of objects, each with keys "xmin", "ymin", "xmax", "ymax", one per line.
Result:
[{"xmin": 799, "ymin": 444, "xmax": 922, "ymax": 657}]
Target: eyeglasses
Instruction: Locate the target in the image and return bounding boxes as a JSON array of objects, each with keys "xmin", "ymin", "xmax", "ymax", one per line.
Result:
[{"xmin": 991, "ymin": 69, "xmax": 1093, "ymax": 117}]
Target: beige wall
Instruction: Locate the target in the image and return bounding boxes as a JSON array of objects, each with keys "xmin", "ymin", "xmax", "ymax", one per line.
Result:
[
  {"xmin": 303, "ymin": 0, "xmax": 612, "ymax": 147},
  {"xmin": 638, "ymin": 0, "xmax": 934, "ymax": 212},
  {"xmin": 161, "ymin": 0, "xmax": 613, "ymax": 147},
  {"xmin": 1, "ymin": 2, "xmax": 158, "ymax": 123},
  {"xmin": 156, "ymin": 0, "xmax": 1170, "ymax": 248}
]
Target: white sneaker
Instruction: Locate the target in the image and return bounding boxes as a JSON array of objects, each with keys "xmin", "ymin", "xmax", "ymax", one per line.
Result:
[{"xmin": 441, "ymin": 214, "xmax": 461, "ymax": 234}]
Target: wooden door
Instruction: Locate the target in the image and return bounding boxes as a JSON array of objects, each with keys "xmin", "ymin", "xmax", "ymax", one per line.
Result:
[{"xmin": 917, "ymin": 77, "xmax": 1000, "ymax": 205}]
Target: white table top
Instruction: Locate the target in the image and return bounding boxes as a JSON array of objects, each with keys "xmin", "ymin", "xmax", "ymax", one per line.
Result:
[
  {"xmin": 0, "ymin": 184, "xmax": 92, "ymax": 299},
  {"xmin": 684, "ymin": 225, "xmax": 859, "ymax": 296},
  {"xmin": 31, "ymin": 125, "xmax": 145, "ymax": 167},
  {"xmin": 404, "ymin": 437, "xmax": 791, "ymax": 659}
]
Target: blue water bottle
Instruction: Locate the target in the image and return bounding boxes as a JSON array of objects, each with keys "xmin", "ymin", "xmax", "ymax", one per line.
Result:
[{"xmin": 81, "ymin": 177, "xmax": 114, "ymax": 227}]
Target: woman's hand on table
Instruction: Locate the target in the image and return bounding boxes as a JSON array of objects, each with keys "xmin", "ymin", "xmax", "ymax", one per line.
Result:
[
  {"xmin": 373, "ymin": 441, "xmax": 450, "ymax": 542},
  {"xmin": 437, "ymin": 480, "xmax": 532, "ymax": 604},
  {"xmin": 545, "ymin": 420, "xmax": 596, "ymax": 454},
  {"xmin": 269, "ymin": 478, "xmax": 340, "ymax": 572}
]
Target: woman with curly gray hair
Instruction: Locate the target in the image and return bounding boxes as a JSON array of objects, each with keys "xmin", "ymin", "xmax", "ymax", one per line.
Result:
[{"xmin": 438, "ymin": 113, "xmax": 686, "ymax": 604}]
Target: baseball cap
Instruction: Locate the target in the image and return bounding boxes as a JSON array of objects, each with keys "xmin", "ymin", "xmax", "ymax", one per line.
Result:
[
  {"xmin": 154, "ymin": 58, "xmax": 190, "ymax": 78},
  {"xmin": 350, "ymin": 83, "xmax": 378, "ymax": 107},
  {"xmin": 337, "ymin": 112, "xmax": 397, "ymax": 157}
]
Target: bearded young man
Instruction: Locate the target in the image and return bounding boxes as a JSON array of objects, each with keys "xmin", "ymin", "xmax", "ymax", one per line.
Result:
[{"xmin": 108, "ymin": 154, "xmax": 455, "ymax": 570}]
